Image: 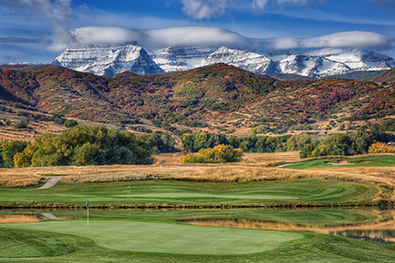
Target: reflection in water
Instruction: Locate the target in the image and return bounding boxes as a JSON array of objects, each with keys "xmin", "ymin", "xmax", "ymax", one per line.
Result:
[
  {"xmin": 1, "ymin": 208, "xmax": 394, "ymax": 244},
  {"xmin": 186, "ymin": 218, "xmax": 395, "ymax": 244}
]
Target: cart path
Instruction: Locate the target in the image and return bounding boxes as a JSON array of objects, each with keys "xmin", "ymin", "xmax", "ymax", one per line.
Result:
[
  {"xmin": 35, "ymin": 176, "xmax": 64, "ymax": 190},
  {"xmin": 41, "ymin": 213, "xmax": 59, "ymax": 220}
]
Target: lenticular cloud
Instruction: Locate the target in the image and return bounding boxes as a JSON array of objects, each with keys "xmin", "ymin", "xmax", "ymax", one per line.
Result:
[
  {"xmin": 72, "ymin": 26, "xmax": 254, "ymax": 50},
  {"xmin": 70, "ymin": 26, "xmax": 394, "ymax": 52}
]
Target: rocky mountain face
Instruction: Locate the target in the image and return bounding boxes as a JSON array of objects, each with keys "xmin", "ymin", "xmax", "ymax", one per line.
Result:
[
  {"xmin": 267, "ymin": 49, "xmax": 395, "ymax": 78},
  {"xmin": 51, "ymin": 42, "xmax": 164, "ymax": 76},
  {"xmin": 51, "ymin": 42, "xmax": 395, "ymax": 78},
  {"xmin": 150, "ymin": 46, "xmax": 216, "ymax": 72}
]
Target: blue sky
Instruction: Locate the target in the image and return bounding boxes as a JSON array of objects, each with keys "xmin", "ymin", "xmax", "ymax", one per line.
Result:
[{"xmin": 1, "ymin": 0, "xmax": 395, "ymax": 64}]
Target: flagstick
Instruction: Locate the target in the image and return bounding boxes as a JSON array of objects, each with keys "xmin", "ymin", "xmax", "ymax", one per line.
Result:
[{"xmin": 87, "ymin": 205, "xmax": 89, "ymax": 227}]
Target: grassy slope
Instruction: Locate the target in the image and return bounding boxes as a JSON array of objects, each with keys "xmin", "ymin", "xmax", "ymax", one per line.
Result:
[
  {"xmin": 0, "ymin": 179, "xmax": 378, "ymax": 206},
  {"xmin": 285, "ymin": 156, "xmax": 395, "ymax": 170},
  {"xmin": 1, "ymin": 220, "xmax": 395, "ymax": 262}
]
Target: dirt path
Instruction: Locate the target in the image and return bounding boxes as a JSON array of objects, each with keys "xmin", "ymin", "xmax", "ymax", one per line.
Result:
[
  {"xmin": 276, "ymin": 163, "xmax": 294, "ymax": 168},
  {"xmin": 35, "ymin": 176, "xmax": 64, "ymax": 190}
]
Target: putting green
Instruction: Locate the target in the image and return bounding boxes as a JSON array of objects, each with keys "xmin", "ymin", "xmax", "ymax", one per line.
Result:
[
  {"xmin": 115, "ymin": 193, "xmax": 299, "ymax": 200},
  {"xmin": 3, "ymin": 220, "xmax": 302, "ymax": 255}
]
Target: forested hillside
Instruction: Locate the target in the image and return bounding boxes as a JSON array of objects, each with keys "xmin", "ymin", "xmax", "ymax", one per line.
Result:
[{"xmin": 1, "ymin": 63, "xmax": 395, "ymax": 137}]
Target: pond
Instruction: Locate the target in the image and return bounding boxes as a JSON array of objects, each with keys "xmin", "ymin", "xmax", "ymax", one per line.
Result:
[{"xmin": 0, "ymin": 207, "xmax": 394, "ymax": 244}]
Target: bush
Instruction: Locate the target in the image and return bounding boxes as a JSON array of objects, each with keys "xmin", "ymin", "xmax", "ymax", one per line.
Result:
[
  {"xmin": 179, "ymin": 144, "xmax": 243, "ymax": 163},
  {"xmin": 368, "ymin": 142, "xmax": 395, "ymax": 154},
  {"xmin": 52, "ymin": 114, "xmax": 65, "ymax": 125},
  {"xmin": 15, "ymin": 120, "xmax": 28, "ymax": 129},
  {"xmin": 64, "ymin": 119, "xmax": 79, "ymax": 128}
]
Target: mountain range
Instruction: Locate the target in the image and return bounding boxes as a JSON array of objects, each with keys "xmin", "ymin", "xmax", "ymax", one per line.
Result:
[
  {"xmin": 51, "ymin": 43, "xmax": 395, "ymax": 78},
  {"xmin": 1, "ymin": 62, "xmax": 395, "ymax": 137}
]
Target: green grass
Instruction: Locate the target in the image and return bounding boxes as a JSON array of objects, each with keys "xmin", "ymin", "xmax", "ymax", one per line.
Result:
[
  {"xmin": 2, "ymin": 220, "xmax": 303, "ymax": 254},
  {"xmin": 285, "ymin": 156, "xmax": 395, "ymax": 169},
  {"xmin": 1, "ymin": 219, "xmax": 395, "ymax": 262},
  {"xmin": 0, "ymin": 179, "xmax": 379, "ymax": 207}
]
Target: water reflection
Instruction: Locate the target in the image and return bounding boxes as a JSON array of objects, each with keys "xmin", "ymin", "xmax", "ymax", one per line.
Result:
[
  {"xmin": 1, "ymin": 207, "xmax": 394, "ymax": 244},
  {"xmin": 186, "ymin": 218, "xmax": 395, "ymax": 244}
]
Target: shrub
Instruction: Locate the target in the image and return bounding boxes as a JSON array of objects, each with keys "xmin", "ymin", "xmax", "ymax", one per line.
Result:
[
  {"xmin": 368, "ymin": 142, "xmax": 395, "ymax": 154},
  {"xmin": 15, "ymin": 120, "xmax": 28, "ymax": 129},
  {"xmin": 64, "ymin": 119, "xmax": 79, "ymax": 128},
  {"xmin": 179, "ymin": 144, "xmax": 243, "ymax": 163}
]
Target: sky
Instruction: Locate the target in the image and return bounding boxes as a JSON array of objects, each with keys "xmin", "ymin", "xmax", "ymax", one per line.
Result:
[{"xmin": 1, "ymin": 0, "xmax": 395, "ymax": 64}]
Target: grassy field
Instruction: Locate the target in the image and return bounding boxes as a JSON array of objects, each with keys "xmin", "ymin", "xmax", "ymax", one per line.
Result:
[
  {"xmin": 0, "ymin": 179, "xmax": 379, "ymax": 207},
  {"xmin": 285, "ymin": 155, "xmax": 395, "ymax": 170},
  {"xmin": 1, "ymin": 219, "xmax": 395, "ymax": 262}
]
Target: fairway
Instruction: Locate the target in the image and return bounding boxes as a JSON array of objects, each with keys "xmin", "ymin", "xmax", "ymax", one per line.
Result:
[
  {"xmin": 2, "ymin": 220, "xmax": 302, "ymax": 255},
  {"xmin": 117, "ymin": 193, "xmax": 299, "ymax": 200},
  {"xmin": 284, "ymin": 155, "xmax": 395, "ymax": 169},
  {"xmin": 0, "ymin": 179, "xmax": 379, "ymax": 206}
]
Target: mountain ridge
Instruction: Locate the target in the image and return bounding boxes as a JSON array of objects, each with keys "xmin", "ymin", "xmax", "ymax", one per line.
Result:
[
  {"xmin": 50, "ymin": 43, "xmax": 395, "ymax": 78},
  {"xmin": 1, "ymin": 63, "xmax": 395, "ymax": 137}
]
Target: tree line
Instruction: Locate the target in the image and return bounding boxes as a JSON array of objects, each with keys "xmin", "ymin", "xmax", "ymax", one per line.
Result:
[{"xmin": 0, "ymin": 125, "xmax": 176, "ymax": 168}]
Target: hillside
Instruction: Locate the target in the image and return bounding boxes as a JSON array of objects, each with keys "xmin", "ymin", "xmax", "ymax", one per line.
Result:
[
  {"xmin": 1, "ymin": 63, "xmax": 395, "ymax": 137},
  {"xmin": 369, "ymin": 67, "xmax": 395, "ymax": 83}
]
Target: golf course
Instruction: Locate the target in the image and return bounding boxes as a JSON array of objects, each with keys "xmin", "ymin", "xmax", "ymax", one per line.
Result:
[
  {"xmin": 1, "ymin": 153, "xmax": 395, "ymax": 262},
  {"xmin": 0, "ymin": 178, "xmax": 380, "ymax": 207}
]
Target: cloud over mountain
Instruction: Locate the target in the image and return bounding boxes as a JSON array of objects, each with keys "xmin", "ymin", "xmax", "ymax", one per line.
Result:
[{"xmin": 70, "ymin": 26, "xmax": 394, "ymax": 53}]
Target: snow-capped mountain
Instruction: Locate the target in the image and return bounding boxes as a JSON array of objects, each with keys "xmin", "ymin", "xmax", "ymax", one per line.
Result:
[
  {"xmin": 198, "ymin": 47, "xmax": 276, "ymax": 73},
  {"xmin": 51, "ymin": 42, "xmax": 395, "ymax": 78},
  {"xmin": 267, "ymin": 49, "xmax": 395, "ymax": 78},
  {"xmin": 51, "ymin": 42, "xmax": 164, "ymax": 76},
  {"xmin": 150, "ymin": 46, "xmax": 216, "ymax": 72}
]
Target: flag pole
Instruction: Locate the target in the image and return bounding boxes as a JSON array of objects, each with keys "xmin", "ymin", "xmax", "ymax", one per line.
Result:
[{"xmin": 86, "ymin": 200, "xmax": 89, "ymax": 227}]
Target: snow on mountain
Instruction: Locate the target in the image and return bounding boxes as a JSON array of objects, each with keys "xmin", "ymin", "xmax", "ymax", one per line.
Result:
[
  {"xmin": 198, "ymin": 47, "xmax": 275, "ymax": 73},
  {"xmin": 51, "ymin": 42, "xmax": 395, "ymax": 78},
  {"xmin": 267, "ymin": 48, "xmax": 395, "ymax": 78},
  {"xmin": 51, "ymin": 42, "xmax": 164, "ymax": 76},
  {"xmin": 150, "ymin": 46, "xmax": 216, "ymax": 72}
]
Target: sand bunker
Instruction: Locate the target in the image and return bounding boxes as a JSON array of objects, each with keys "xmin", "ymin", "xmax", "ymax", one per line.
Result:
[{"xmin": 327, "ymin": 160, "xmax": 370, "ymax": 166}]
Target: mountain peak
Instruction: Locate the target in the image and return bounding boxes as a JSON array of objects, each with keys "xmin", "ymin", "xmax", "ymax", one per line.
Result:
[{"xmin": 51, "ymin": 42, "xmax": 163, "ymax": 76}]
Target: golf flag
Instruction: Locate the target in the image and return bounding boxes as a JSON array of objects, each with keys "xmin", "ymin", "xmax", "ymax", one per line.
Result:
[{"xmin": 86, "ymin": 200, "xmax": 89, "ymax": 227}]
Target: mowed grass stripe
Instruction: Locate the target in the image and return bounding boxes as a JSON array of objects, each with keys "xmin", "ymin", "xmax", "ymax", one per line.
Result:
[
  {"xmin": 115, "ymin": 193, "xmax": 298, "ymax": 199},
  {"xmin": 3, "ymin": 220, "xmax": 302, "ymax": 255}
]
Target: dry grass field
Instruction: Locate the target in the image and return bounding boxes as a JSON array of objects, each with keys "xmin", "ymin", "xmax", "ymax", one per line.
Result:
[
  {"xmin": 0, "ymin": 215, "xmax": 41, "ymax": 223},
  {"xmin": 1, "ymin": 152, "xmax": 395, "ymax": 201}
]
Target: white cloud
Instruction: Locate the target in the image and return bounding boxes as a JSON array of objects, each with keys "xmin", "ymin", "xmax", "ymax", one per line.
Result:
[
  {"xmin": 0, "ymin": 0, "xmax": 76, "ymax": 21},
  {"xmin": 252, "ymin": 0, "xmax": 310, "ymax": 9},
  {"xmin": 268, "ymin": 31, "xmax": 395, "ymax": 50},
  {"xmin": 181, "ymin": 0, "xmax": 229, "ymax": 19},
  {"xmin": 70, "ymin": 26, "xmax": 394, "ymax": 52},
  {"xmin": 72, "ymin": 26, "xmax": 253, "ymax": 50},
  {"xmin": 252, "ymin": 0, "xmax": 269, "ymax": 9}
]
